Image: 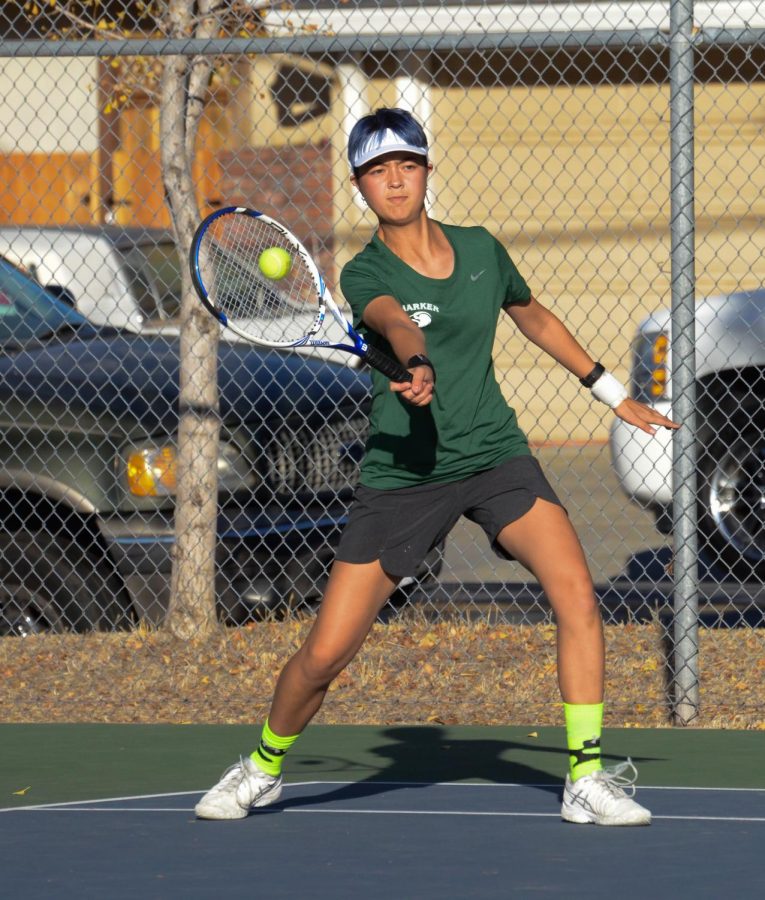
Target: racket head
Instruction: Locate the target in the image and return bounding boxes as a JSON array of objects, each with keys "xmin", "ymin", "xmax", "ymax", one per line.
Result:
[{"xmin": 189, "ymin": 206, "xmax": 325, "ymax": 348}]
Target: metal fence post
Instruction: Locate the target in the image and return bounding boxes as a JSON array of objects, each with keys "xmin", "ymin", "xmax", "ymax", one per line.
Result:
[{"xmin": 669, "ymin": 0, "xmax": 700, "ymax": 724}]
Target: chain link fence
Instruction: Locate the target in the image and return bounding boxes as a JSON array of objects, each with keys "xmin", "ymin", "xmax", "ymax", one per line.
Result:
[{"xmin": 0, "ymin": 2, "xmax": 763, "ymax": 721}]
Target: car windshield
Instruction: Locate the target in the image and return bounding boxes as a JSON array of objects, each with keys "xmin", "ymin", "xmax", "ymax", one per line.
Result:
[
  {"xmin": 0, "ymin": 257, "xmax": 87, "ymax": 348},
  {"xmin": 118, "ymin": 242, "xmax": 182, "ymax": 321}
]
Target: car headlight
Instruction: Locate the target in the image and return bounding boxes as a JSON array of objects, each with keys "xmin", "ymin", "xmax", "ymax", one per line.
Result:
[
  {"xmin": 121, "ymin": 440, "xmax": 256, "ymax": 498},
  {"xmin": 631, "ymin": 331, "xmax": 669, "ymax": 403}
]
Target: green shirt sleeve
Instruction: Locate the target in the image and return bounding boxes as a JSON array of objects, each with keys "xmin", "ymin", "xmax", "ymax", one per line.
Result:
[
  {"xmin": 494, "ymin": 236, "xmax": 532, "ymax": 309},
  {"xmin": 339, "ymin": 253, "xmax": 392, "ymax": 330}
]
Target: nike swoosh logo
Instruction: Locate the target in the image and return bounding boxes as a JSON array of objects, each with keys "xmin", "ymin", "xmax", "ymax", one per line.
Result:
[{"xmin": 470, "ymin": 270, "xmax": 485, "ymax": 282}]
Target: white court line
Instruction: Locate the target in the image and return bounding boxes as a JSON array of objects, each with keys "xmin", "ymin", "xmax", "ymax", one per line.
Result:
[
  {"xmin": 3, "ymin": 780, "xmax": 765, "ymax": 816},
  {"xmin": 8, "ymin": 806, "xmax": 765, "ymax": 824},
  {"xmin": 657, "ymin": 815, "xmax": 765, "ymax": 822},
  {"xmin": 0, "ymin": 781, "xmax": 324, "ymax": 813},
  {"xmin": 283, "ymin": 809, "xmax": 765, "ymax": 823},
  {"xmin": 642, "ymin": 784, "xmax": 765, "ymax": 793},
  {"xmin": 0, "ymin": 789, "xmax": 202, "ymax": 813},
  {"xmin": 14, "ymin": 807, "xmax": 196, "ymax": 813}
]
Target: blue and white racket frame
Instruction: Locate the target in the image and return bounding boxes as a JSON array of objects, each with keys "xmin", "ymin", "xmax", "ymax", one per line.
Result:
[{"xmin": 189, "ymin": 206, "xmax": 412, "ymax": 382}]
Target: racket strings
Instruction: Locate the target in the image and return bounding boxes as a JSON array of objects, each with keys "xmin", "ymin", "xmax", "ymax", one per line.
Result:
[{"xmin": 200, "ymin": 213, "xmax": 320, "ymax": 344}]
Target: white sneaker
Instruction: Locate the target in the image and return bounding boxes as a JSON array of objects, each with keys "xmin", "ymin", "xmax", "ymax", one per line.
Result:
[
  {"xmin": 195, "ymin": 756, "xmax": 283, "ymax": 820},
  {"xmin": 561, "ymin": 758, "xmax": 651, "ymax": 826}
]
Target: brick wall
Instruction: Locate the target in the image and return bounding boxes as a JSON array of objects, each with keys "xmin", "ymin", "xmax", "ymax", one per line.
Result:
[{"xmin": 218, "ymin": 140, "xmax": 336, "ymax": 285}]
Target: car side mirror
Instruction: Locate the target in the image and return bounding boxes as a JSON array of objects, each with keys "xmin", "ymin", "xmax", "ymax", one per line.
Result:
[{"xmin": 45, "ymin": 284, "xmax": 77, "ymax": 308}]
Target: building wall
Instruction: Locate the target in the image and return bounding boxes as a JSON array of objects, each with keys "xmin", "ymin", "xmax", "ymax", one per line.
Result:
[
  {"xmin": 331, "ymin": 78, "xmax": 765, "ymax": 442},
  {"xmin": 0, "ymin": 58, "xmax": 97, "ymax": 155}
]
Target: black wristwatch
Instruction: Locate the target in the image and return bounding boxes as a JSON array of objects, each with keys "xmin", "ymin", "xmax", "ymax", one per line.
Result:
[
  {"xmin": 579, "ymin": 362, "xmax": 605, "ymax": 388},
  {"xmin": 407, "ymin": 354, "xmax": 436, "ymax": 384}
]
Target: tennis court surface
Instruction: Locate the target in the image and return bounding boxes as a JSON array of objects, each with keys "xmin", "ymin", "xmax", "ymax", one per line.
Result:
[{"xmin": 3, "ymin": 724, "xmax": 764, "ymax": 898}]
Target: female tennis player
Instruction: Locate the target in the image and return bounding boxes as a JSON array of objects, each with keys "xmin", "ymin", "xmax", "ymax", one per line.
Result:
[{"xmin": 196, "ymin": 108, "xmax": 679, "ymax": 825}]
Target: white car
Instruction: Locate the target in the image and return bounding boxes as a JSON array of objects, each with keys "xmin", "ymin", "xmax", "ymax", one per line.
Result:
[
  {"xmin": 0, "ymin": 225, "xmax": 355, "ymax": 364},
  {"xmin": 610, "ymin": 288, "xmax": 765, "ymax": 581},
  {"xmin": 0, "ymin": 225, "xmax": 179, "ymax": 332}
]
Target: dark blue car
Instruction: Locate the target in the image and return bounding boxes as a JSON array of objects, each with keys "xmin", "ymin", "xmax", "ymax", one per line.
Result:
[{"xmin": 0, "ymin": 255, "xmax": 374, "ymax": 633}]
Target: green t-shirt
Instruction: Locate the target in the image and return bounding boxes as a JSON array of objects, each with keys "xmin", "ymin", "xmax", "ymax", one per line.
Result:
[{"xmin": 340, "ymin": 222, "xmax": 532, "ymax": 489}]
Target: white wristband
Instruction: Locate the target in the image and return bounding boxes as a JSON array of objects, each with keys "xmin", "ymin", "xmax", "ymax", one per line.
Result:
[{"xmin": 590, "ymin": 371, "xmax": 629, "ymax": 408}]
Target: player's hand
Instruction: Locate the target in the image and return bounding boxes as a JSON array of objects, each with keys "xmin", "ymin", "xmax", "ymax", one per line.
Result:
[
  {"xmin": 391, "ymin": 365, "xmax": 435, "ymax": 406},
  {"xmin": 614, "ymin": 397, "xmax": 680, "ymax": 435}
]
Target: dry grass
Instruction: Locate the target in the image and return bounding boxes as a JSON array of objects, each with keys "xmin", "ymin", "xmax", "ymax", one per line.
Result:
[{"xmin": 1, "ymin": 615, "xmax": 764, "ymax": 729}]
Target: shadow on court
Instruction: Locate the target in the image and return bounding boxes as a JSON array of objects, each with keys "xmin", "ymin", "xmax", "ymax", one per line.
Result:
[{"xmin": 272, "ymin": 725, "xmax": 662, "ymax": 811}]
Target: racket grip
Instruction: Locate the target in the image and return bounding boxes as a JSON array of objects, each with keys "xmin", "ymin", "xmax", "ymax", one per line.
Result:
[{"xmin": 364, "ymin": 345, "xmax": 413, "ymax": 382}]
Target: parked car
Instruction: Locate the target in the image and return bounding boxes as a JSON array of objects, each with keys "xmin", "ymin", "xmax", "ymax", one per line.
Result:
[
  {"xmin": 0, "ymin": 225, "xmax": 356, "ymax": 364},
  {"xmin": 0, "ymin": 225, "xmax": 179, "ymax": 332},
  {"xmin": 0, "ymin": 254, "xmax": 440, "ymax": 635},
  {"xmin": 609, "ymin": 288, "xmax": 765, "ymax": 581}
]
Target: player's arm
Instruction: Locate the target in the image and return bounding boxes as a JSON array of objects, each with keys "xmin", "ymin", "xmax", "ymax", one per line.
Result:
[
  {"xmin": 504, "ymin": 295, "xmax": 679, "ymax": 435},
  {"xmin": 504, "ymin": 295, "xmax": 600, "ymax": 378},
  {"xmin": 363, "ymin": 294, "xmax": 434, "ymax": 406}
]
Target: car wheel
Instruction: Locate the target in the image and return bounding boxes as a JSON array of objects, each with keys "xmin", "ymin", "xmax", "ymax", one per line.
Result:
[
  {"xmin": 697, "ymin": 399, "xmax": 765, "ymax": 582},
  {"xmin": 0, "ymin": 531, "xmax": 134, "ymax": 635}
]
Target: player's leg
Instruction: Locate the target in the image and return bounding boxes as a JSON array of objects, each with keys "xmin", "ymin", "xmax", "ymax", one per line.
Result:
[
  {"xmin": 196, "ymin": 479, "xmax": 458, "ymax": 821},
  {"xmin": 195, "ymin": 560, "xmax": 398, "ymax": 820},
  {"xmin": 494, "ymin": 498, "xmax": 603, "ymax": 705},
  {"xmin": 268, "ymin": 559, "xmax": 398, "ymax": 735},
  {"xmin": 496, "ymin": 498, "xmax": 650, "ymax": 825}
]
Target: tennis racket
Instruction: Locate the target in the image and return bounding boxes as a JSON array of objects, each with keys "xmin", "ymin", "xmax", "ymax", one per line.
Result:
[{"xmin": 189, "ymin": 206, "xmax": 412, "ymax": 382}]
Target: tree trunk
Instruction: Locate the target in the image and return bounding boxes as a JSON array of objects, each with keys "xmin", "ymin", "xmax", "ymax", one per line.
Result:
[{"xmin": 160, "ymin": 0, "xmax": 220, "ymax": 640}]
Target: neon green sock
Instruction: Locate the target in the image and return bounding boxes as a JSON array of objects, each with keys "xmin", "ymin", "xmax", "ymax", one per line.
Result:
[
  {"xmin": 564, "ymin": 702, "xmax": 604, "ymax": 780},
  {"xmin": 250, "ymin": 719, "xmax": 300, "ymax": 777}
]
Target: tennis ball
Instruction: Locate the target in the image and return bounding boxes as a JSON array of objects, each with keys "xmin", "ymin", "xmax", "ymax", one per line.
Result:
[{"xmin": 258, "ymin": 247, "xmax": 292, "ymax": 280}]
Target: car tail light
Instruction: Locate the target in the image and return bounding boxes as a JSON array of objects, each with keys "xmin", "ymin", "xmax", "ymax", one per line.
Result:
[{"xmin": 631, "ymin": 331, "xmax": 669, "ymax": 403}]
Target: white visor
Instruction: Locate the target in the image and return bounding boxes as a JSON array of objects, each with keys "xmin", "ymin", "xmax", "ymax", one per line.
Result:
[{"xmin": 350, "ymin": 127, "xmax": 428, "ymax": 169}]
